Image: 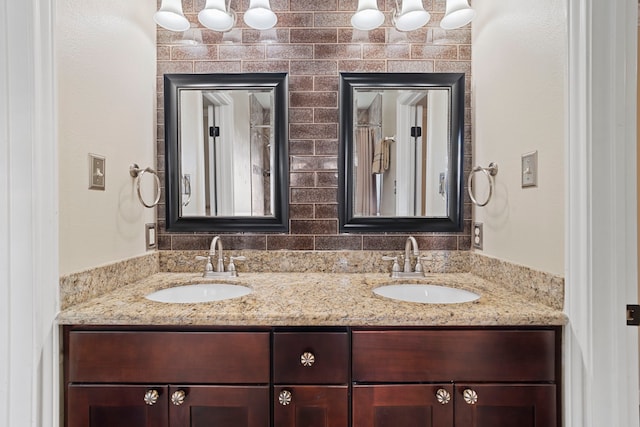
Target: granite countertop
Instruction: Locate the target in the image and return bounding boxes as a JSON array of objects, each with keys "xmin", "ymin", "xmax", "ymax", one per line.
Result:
[{"xmin": 57, "ymin": 272, "xmax": 566, "ymax": 326}]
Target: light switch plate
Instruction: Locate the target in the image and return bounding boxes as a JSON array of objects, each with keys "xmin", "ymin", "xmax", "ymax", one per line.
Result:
[
  {"xmin": 521, "ymin": 151, "xmax": 538, "ymax": 188},
  {"xmin": 89, "ymin": 154, "xmax": 106, "ymax": 190}
]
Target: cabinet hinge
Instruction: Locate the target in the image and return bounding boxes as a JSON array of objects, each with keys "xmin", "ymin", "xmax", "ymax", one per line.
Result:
[{"xmin": 626, "ymin": 305, "xmax": 640, "ymax": 326}]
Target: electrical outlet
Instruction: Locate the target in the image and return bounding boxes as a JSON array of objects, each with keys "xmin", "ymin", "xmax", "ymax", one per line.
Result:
[
  {"xmin": 145, "ymin": 223, "xmax": 157, "ymax": 250},
  {"xmin": 89, "ymin": 154, "xmax": 106, "ymax": 190},
  {"xmin": 521, "ymin": 151, "xmax": 538, "ymax": 188},
  {"xmin": 473, "ymin": 222, "xmax": 483, "ymax": 250}
]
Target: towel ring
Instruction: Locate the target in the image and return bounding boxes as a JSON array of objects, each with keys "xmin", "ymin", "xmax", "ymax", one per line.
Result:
[
  {"xmin": 468, "ymin": 162, "xmax": 498, "ymax": 207},
  {"xmin": 129, "ymin": 164, "xmax": 161, "ymax": 208}
]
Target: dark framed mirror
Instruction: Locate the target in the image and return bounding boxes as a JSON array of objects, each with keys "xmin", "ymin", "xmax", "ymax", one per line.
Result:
[
  {"xmin": 339, "ymin": 72, "xmax": 465, "ymax": 232},
  {"xmin": 164, "ymin": 73, "xmax": 288, "ymax": 232}
]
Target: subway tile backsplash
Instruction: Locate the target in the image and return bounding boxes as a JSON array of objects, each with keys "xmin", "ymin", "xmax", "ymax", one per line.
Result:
[{"xmin": 156, "ymin": 0, "xmax": 472, "ymax": 252}]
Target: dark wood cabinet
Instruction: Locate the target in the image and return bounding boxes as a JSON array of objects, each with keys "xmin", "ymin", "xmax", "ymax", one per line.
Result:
[
  {"xmin": 64, "ymin": 326, "xmax": 560, "ymax": 427},
  {"xmin": 67, "ymin": 384, "xmax": 269, "ymax": 427},
  {"xmin": 64, "ymin": 328, "xmax": 270, "ymax": 427},
  {"xmin": 352, "ymin": 384, "xmax": 454, "ymax": 427},
  {"xmin": 351, "ymin": 382, "xmax": 556, "ymax": 427},
  {"xmin": 351, "ymin": 328, "xmax": 560, "ymax": 427},
  {"xmin": 273, "ymin": 331, "xmax": 350, "ymax": 427},
  {"xmin": 169, "ymin": 385, "xmax": 269, "ymax": 427},
  {"xmin": 67, "ymin": 385, "xmax": 169, "ymax": 427},
  {"xmin": 274, "ymin": 386, "xmax": 348, "ymax": 427},
  {"xmin": 454, "ymin": 384, "xmax": 556, "ymax": 427}
]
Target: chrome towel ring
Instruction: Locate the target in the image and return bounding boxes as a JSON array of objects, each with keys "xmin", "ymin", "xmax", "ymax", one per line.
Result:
[
  {"xmin": 129, "ymin": 164, "xmax": 161, "ymax": 208},
  {"xmin": 468, "ymin": 162, "xmax": 498, "ymax": 207}
]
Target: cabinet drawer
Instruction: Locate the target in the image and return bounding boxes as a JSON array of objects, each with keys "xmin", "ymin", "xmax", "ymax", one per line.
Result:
[
  {"xmin": 273, "ymin": 332, "xmax": 349, "ymax": 384},
  {"xmin": 352, "ymin": 329, "xmax": 557, "ymax": 382},
  {"xmin": 68, "ymin": 331, "xmax": 270, "ymax": 383}
]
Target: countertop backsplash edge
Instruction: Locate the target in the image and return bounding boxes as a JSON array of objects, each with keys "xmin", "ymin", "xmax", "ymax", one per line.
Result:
[
  {"xmin": 59, "ymin": 252, "xmax": 160, "ymax": 310},
  {"xmin": 58, "ymin": 250, "xmax": 564, "ymax": 312}
]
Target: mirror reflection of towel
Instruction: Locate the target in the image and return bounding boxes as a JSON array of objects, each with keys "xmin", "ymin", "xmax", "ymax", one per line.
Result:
[{"xmin": 371, "ymin": 138, "xmax": 390, "ymax": 174}]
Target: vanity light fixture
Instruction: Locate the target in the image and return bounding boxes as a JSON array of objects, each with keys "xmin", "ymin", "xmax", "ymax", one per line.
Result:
[
  {"xmin": 393, "ymin": 0, "xmax": 431, "ymax": 32},
  {"xmin": 198, "ymin": 0, "xmax": 236, "ymax": 32},
  {"xmin": 440, "ymin": 0, "xmax": 475, "ymax": 29},
  {"xmin": 351, "ymin": 0, "xmax": 385, "ymax": 31},
  {"xmin": 244, "ymin": 0, "xmax": 278, "ymax": 30},
  {"xmin": 154, "ymin": 0, "xmax": 190, "ymax": 32}
]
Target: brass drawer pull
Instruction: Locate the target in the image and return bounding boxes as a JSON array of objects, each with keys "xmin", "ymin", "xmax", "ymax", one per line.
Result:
[
  {"xmin": 144, "ymin": 389, "xmax": 159, "ymax": 406},
  {"xmin": 463, "ymin": 388, "xmax": 478, "ymax": 405},
  {"xmin": 436, "ymin": 388, "xmax": 451, "ymax": 405},
  {"xmin": 171, "ymin": 390, "xmax": 186, "ymax": 406},
  {"xmin": 279, "ymin": 390, "xmax": 292, "ymax": 405},
  {"xmin": 300, "ymin": 352, "xmax": 315, "ymax": 367}
]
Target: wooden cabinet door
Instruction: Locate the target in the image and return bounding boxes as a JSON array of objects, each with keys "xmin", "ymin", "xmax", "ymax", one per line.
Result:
[
  {"xmin": 273, "ymin": 385, "xmax": 348, "ymax": 427},
  {"xmin": 454, "ymin": 384, "xmax": 556, "ymax": 427},
  {"xmin": 169, "ymin": 385, "xmax": 269, "ymax": 427},
  {"xmin": 352, "ymin": 384, "xmax": 454, "ymax": 427},
  {"xmin": 67, "ymin": 385, "xmax": 169, "ymax": 427}
]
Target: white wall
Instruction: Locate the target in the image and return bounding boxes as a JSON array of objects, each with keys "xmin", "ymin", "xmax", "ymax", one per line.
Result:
[
  {"xmin": 57, "ymin": 0, "xmax": 157, "ymax": 275},
  {"xmin": 472, "ymin": 0, "xmax": 567, "ymax": 275},
  {"xmin": 2, "ymin": 1, "xmax": 58, "ymax": 426}
]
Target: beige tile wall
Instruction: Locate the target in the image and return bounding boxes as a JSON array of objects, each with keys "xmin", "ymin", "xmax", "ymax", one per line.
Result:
[{"xmin": 156, "ymin": 0, "xmax": 472, "ymax": 252}]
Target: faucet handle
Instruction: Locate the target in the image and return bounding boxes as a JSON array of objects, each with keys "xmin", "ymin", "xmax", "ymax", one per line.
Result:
[
  {"xmin": 228, "ymin": 256, "xmax": 246, "ymax": 273},
  {"xmin": 196, "ymin": 255, "xmax": 213, "ymax": 272},
  {"xmin": 414, "ymin": 260, "xmax": 424, "ymax": 273},
  {"xmin": 382, "ymin": 256, "xmax": 401, "ymax": 273}
]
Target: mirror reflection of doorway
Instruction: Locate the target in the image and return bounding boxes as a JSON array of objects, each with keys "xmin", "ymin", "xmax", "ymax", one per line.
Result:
[
  {"xmin": 180, "ymin": 89, "xmax": 274, "ymax": 217},
  {"xmin": 353, "ymin": 89, "xmax": 449, "ymax": 218}
]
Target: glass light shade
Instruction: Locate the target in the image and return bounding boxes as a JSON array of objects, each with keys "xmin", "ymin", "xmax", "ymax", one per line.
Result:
[
  {"xmin": 222, "ymin": 28, "xmax": 242, "ymax": 43},
  {"xmin": 176, "ymin": 25, "xmax": 203, "ymax": 45},
  {"xmin": 393, "ymin": 0, "xmax": 430, "ymax": 32},
  {"xmin": 351, "ymin": 0, "xmax": 385, "ymax": 31},
  {"xmin": 244, "ymin": 0, "xmax": 278, "ymax": 30},
  {"xmin": 154, "ymin": 0, "xmax": 190, "ymax": 32},
  {"xmin": 198, "ymin": 0, "xmax": 236, "ymax": 32},
  {"xmin": 440, "ymin": 0, "xmax": 475, "ymax": 29}
]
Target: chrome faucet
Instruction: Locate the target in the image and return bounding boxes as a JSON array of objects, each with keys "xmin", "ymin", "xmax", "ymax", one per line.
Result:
[
  {"xmin": 404, "ymin": 236, "xmax": 419, "ymax": 273},
  {"xmin": 210, "ymin": 236, "xmax": 225, "ymax": 272},
  {"xmin": 383, "ymin": 236, "xmax": 425, "ymax": 278},
  {"xmin": 195, "ymin": 236, "xmax": 245, "ymax": 278}
]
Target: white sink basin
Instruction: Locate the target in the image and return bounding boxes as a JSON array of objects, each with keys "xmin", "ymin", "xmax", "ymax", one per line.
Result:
[
  {"xmin": 146, "ymin": 284, "xmax": 251, "ymax": 303},
  {"xmin": 373, "ymin": 284, "xmax": 480, "ymax": 304}
]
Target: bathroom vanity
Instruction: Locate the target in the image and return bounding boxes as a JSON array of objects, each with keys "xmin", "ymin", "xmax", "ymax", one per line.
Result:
[
  {"xmin": 59, "ymin": 272, "xmax": 564, "ymax": 427},
  {"xmin": 64, "ymin": 326, "xmax": 559, "ymax": 427}
]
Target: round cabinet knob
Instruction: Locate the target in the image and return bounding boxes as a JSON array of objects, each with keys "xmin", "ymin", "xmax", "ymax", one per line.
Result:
[
  {"xmin": 300, "ymin": 352, "xmax": 315, "ymax": 367},
  {"xmin": 279, "ymin": 390, "xmax": 292, "ymax": 406},
  {"xmin": 463, "ymin": 388, "xmax": 478, "ymax": 405},
  {"xmin": 144, "ymin": 389, "xmax": 159, "ymax": 406},
  {"xmin": 435, "ymin": 388, "xmax": 451, "ymax": 405},
  {"xmin": 171, "ymin": 390, "xmax": 186, "ymax": 406}
]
